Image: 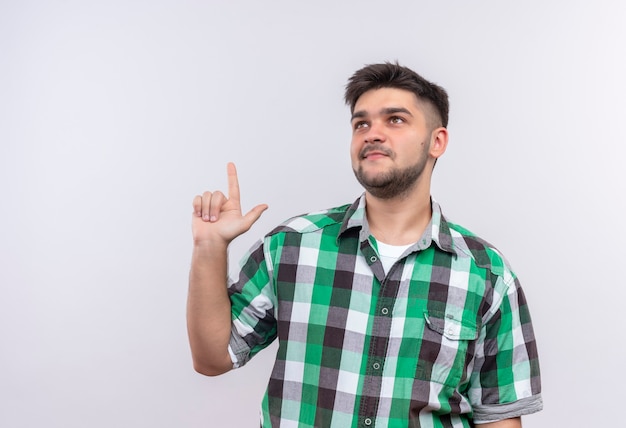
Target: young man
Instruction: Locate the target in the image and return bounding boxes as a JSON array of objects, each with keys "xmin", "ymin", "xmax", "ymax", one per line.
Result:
[{"xmin": 187, "ymin": 63, "xmax": 542, "ymax": 427}]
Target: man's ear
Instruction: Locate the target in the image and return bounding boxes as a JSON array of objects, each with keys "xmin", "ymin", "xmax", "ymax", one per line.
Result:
[{"xmin": 429, "ymin": 127, "xmax": 449, "ymax": 160}]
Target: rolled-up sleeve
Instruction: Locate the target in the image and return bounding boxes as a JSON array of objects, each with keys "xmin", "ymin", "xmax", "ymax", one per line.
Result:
[
  {"xmin": 469, "ymin": 274, "xmax": 543, "ymax": 423},
  {"xmin": 227, "ymin": 238, "xmax": 278, "ymax": 368}
]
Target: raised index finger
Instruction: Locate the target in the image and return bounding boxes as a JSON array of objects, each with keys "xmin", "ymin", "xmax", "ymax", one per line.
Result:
[{"xmin": 226, "ymin": 162, "xmax": 241, "ymax": 203}]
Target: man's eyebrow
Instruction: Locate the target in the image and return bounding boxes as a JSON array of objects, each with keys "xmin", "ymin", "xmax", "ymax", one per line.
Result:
[
  {"xmin": 351, "ymin": 107, "xmax": 413, "ymax": 121},
  {"xmin": 351, "ymin": 110, "xmax": 367, "ymax": 121},
  {"xmin": 381, "ymin": 107, "xmax": 413, "ymax": 116}
]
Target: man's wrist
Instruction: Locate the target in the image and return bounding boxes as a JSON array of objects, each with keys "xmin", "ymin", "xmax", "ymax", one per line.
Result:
[{"xmin": 192, "ymin": 237, "xmax": 229, "ymax": 252}]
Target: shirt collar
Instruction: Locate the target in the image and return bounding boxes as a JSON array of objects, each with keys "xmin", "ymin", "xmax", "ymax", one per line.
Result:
[{"xmin": 338, "ymin": 193, "xmax": 457, "ymax": 256}]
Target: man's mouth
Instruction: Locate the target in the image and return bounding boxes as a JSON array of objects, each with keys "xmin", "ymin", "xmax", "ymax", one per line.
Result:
[
  {"xmin": 363, "ymin": 152, "xmax": 387, "ymax": 160},
  {"xmin": 360, "ymin": 146, "xmax": 392, "ymax": 160}
]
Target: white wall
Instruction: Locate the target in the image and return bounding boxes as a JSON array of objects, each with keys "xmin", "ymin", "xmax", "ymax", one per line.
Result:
[{"xmin": 1, "ymin": 1, "xmax": 624, "ymax": 426}]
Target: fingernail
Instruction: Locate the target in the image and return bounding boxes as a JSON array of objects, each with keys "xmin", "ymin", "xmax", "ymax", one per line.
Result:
[
  {"xmin": 203, "ymin": 214, "xmax": 209, "ymax": 221},
  {"xmin": 210, "ymin": 216, "xmax": 217, "ymax": 222}
]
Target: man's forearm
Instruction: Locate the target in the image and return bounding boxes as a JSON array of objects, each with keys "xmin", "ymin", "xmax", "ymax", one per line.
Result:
[{"xmin": 186, "ymin": 240, "xmax": 234, "ymax": 376}]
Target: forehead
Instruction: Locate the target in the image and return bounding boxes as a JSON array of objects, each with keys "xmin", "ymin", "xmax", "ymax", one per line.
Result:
[{"xmin": 353, "ymin": 87, "xmax": 423, "ymax": 114}]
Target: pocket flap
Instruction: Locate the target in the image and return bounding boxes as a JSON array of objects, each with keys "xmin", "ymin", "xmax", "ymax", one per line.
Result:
[{"xmin": 424, "ymin": 311, "xmax": 478, "ymax": 341}]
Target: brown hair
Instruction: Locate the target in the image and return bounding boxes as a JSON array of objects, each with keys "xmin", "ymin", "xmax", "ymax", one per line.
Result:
[{"xmin": 344, "ymin": 62, "xmax": 449, "ymax": 128}]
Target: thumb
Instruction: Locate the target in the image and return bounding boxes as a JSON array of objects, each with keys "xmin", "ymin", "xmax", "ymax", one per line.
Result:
[{"xmin": 242, "ymin": 204, "xmax": 269, "ymax": 229}]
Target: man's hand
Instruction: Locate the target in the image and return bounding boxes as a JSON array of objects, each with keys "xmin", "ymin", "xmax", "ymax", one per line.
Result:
[
  {"xmin": 187, "ymin": 163, "xmax": 267, "ymax": 376},
  {"xmin": 191, "ymin": 162, "xmax": 268, "ymax": 245}
]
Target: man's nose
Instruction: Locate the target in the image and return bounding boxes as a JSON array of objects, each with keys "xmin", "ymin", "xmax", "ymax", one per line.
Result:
[{"xmin": 364, "ymin": 122, "xmax": 386, "ymax": 144}]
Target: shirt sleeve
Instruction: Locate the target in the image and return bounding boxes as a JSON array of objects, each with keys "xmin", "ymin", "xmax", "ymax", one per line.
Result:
[
  {"xmin": 227, "ymin": 237, "xmax": 278, "ymax": 367},
  {"xmin": 468, "ymin": 273, "xmax": 543, "ymax": 423}
]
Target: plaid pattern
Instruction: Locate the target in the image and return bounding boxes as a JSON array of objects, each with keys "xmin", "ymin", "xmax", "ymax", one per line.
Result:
[{"xmin": 228, "ymin": 195, "xmax": 542, "ymax": 427}]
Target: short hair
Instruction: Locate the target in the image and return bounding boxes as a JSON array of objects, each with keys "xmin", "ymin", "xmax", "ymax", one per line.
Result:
[{"xmin": 344, "ymin": 62, "xmax": 449, "ymax": 128}]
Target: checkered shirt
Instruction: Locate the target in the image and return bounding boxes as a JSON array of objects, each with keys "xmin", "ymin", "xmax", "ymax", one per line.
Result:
[{"xmin": 227, "ymin": 195, "xmax": 542, "ymax": 427}]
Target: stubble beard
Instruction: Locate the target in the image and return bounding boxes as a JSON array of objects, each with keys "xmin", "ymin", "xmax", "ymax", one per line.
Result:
[
  {"xmin": 353, "ymin": 149, "xmax": 429, "ymax": 200},
  {"xmin": 353, "ymin": 142, "xmax": 428, "ymax": 199}
]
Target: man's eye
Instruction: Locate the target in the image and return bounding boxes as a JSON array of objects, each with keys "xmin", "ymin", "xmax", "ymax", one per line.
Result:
[
  {"xmin": 354, "ymin": 121, "xmax": 369, "ymax": 129},
  {"xmin": 390, "ymin": 116, "xmax": 404, "ymax": 124}
]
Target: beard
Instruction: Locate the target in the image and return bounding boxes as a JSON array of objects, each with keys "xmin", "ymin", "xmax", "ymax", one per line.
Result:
[{"xmin": 353, "ymin": 145, "xmax": 429, "ymax": 200}]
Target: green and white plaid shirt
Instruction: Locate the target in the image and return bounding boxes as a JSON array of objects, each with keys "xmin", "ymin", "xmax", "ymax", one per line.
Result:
[{"xmin": 228, "ymin": 195, "xmax": 542, "ymax": 427}]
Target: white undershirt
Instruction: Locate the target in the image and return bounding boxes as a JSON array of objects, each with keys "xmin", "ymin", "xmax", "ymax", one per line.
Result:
[{"xmin": 376, "ymin": 240, "xmax": 414, "ymax": 274}]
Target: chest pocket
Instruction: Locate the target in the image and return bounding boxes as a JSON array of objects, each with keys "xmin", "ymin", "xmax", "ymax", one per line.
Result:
[{"xmin": 415, "ymin": 311, "xmax": 479, "ymax": 388}]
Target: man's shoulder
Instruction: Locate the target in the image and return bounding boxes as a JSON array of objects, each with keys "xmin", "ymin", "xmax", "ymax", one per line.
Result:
[
  {"xmin": 267, "ymin": 202, "xmax": 353, "ymax": 236},
  {"xmin": 444, "ymin": 219, "xmax": 515, "ymax": 278}
]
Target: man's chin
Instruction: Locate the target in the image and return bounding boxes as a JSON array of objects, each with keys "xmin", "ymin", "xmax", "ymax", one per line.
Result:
[
  {"xmin": 354, "ymin": 167, "xmax": 391, "ymax": 183},
  {"xmin": 354, "ymin": 173, "xmax": 394, "ymax": 193}
]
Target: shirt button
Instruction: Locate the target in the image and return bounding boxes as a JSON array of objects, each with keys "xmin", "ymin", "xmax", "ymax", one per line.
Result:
[
  {"xmin": 372, "ymin": 362, "xmax": 380, "ymax": 370},
  {"xmin": 381, "ymin": 307, "xmax": 389, "ymax": 315},
  {"xmin": 446, "ymin": 328, "xmax": 454, "ymax": 335},
  {"xmin": 364, "ymin": 418, "xmax": 373, "ymax": 426},
  {"xmin": 370, "ymin": 256, "xmax": 377, "ymax": 263}
]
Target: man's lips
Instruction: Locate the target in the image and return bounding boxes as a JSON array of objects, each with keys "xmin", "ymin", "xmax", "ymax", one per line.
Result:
[
  {"xmin": 360, "ymin": 146, "xmax": 393, "ymax": 160},
  {"xmin": 363, "ymin": 152, "xmax": 388, "ymax": 160}
]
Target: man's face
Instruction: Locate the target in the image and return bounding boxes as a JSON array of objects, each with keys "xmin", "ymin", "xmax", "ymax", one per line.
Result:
[{"xmin": 350, "ymin": 87, "xmax": 435, "ymax": 199}]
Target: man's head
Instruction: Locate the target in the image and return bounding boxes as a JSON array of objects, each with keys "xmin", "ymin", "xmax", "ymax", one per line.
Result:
[
  {"xmin": 345, "ymin": 62, "xmax": 449, "ymax": 131},
  {"xmin": 345, "ymin": 63, "xmax": 450, "ymax": 200}
]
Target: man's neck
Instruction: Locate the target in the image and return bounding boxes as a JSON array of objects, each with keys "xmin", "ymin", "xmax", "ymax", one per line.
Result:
[{"xmin": 364, "ymin": 187, "xmax": 432, "ymax": 246}]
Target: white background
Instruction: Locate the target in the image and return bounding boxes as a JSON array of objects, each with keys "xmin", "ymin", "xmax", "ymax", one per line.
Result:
[{"xmin": 1, "ymin": 1, "xmax": 625, "ymax": 427}]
